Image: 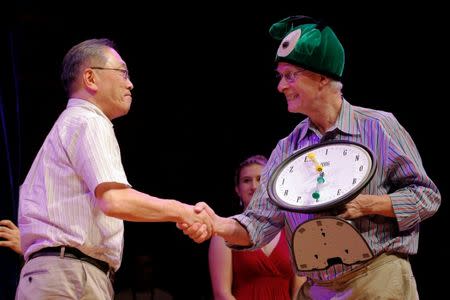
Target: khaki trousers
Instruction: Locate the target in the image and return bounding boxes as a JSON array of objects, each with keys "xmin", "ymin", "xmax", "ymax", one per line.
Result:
[
  {"xmin": 15, "ymin": 255, "xmax": 113, "ymax": 300},
  {"xmin": 298, "ymin": 253, "xmax": 419, "ymax": 300}
]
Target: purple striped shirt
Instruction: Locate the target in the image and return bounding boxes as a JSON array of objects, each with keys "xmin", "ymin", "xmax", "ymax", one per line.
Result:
[{"xmin": 232, "ymin": 99, "xmax": 441, "ymax": 281}]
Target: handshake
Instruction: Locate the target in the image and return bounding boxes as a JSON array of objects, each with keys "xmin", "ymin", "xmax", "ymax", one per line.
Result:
[
  {"xmin": 176, "ymin": 201, "xmax": 250, "ymax": 247},
  {"xmin": 176, "ymin": 202, "xmax": 219, "ymax": 243}
]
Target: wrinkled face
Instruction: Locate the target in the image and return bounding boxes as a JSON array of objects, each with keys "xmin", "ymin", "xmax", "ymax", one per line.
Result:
[
  {"xmin": 92, "ymin": 48, "xmax": 134, "ymax": 119},
  {"xmin": 235, "ymin": 163, "xmax": 264, "ymax": 209},
  {"xmin": 275, "ymin": 61, "xmax": 320, "ymax": 114}
]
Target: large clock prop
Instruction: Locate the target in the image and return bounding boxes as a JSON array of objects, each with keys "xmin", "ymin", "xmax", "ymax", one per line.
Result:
[{"xmin": 267, "ymin": 141, "xmax": 377, "ymax": 271}]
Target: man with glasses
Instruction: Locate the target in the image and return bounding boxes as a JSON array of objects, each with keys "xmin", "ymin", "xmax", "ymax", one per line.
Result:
[
  {"xmin": 16, "ymin": 38, "xmax": 212, "ymax": 300},
  {"xmin": 179, "ymin": 16, "xmax": 441, "ymax": 299}
]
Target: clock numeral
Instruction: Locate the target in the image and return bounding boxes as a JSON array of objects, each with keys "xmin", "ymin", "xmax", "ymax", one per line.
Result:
[
  {"xmin": 355, "ymin": 154, "xmax": 360, "ymax": 161},
  {"xmin": 296, "ymin": 196, "xmax": 302, "ymax": 203},
  {"xmin": 282, "ymin": 178, "xmax": 285, "ymax": 185},
  {"xmin": 359, "ymin": 165, "xmax": 364, "ymax": 171},
  {"xmin": 352, "ymin": 178, "xmax": 357, "ymax": 185},
  {"xmin": 289, "ymin": 166, "xmax": 294, "ymax": 173},
  {"xmin": 343, "ymin": 149, "xmax": 348, "ymax": 156},
  {"xmin": 284, "ymin": 190, "xmax": 289, "ymax": 196},
  {"xmin": 337, "ymin": 189, "xmax": 341, "ymax": 196},
  {"xmin": 325, "ymin": 149, "xmax": 328, "ymax": 155},
  {"xmin": 304, "ymin": 156, "xmax": 308, "ymax": 162}
]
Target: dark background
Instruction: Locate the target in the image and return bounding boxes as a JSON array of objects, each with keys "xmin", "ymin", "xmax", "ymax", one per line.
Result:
[{"xmin": 1, "ymin": 2, "xmax": 447, "ymax": 299}]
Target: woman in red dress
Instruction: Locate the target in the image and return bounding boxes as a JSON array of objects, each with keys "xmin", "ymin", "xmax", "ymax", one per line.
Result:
[{"xmin": 208, "ymin": 155, "xmax": 306, "ymax": 299}]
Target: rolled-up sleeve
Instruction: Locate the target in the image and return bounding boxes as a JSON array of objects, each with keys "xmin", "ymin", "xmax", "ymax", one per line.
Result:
[{"xmin": 385, "ymin": 115, "xmax": 441, "ymax": 231}]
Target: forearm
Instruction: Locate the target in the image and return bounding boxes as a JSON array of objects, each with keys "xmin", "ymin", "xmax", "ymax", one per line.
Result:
[
  {"xmin": 214, "ymin": 217, "xmax": 252, "ymax": 246},
  {"xmin": 98, "ymin": 187, "xmax": 186, "ymax": 222},
  {"xmin": 209, "ymin": 236, "xmax": 235, "ymax": 299},
  {"xmin": 364, "ymin": 194, "xmax": 395, "ymax": 217},
  {"xmin": 339, "ymin": 194, "xmax": 395, "ymax": 220}
]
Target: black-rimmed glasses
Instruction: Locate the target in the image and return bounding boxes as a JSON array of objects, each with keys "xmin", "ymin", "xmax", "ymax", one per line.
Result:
[{"xmin": 90, "ymin": 67, "xmax": 130, "ymax": 80}]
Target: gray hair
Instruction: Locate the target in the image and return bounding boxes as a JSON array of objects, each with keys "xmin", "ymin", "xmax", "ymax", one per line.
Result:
[
  {"xmin": 328, "ymin": 79, "xmax": 343, "ymax": 94},
  {"xmin": 61, "ymin": 38, "xmax": 115, "ymax": 94}
]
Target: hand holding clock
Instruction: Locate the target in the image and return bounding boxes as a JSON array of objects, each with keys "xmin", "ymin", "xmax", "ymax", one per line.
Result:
[{"xmin": 337, "ymin": 194, "xmax": 395, "ymax": 219}]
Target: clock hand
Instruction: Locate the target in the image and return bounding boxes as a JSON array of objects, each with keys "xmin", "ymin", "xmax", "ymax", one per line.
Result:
[
  {"xmin": 307, "ymin": 152, "xmax": 326, "ymax": 202},
  {"xmin": 312, "ymin": 172, "xmax": 326, "ymax": 202},
  {"xmin": 307, "ymin": 153, "xmax": 323, "ymax": 172}
]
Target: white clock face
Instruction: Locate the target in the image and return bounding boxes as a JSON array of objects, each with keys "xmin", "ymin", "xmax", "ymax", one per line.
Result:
[{"xmin": 268, "ymin": 141, "xmax": 376, "ymax": 212}]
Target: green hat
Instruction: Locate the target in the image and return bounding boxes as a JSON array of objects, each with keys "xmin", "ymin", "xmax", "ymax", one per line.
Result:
[{"xmin": 269, "ymin": 15, "xmax": 344, "ymax": 80}]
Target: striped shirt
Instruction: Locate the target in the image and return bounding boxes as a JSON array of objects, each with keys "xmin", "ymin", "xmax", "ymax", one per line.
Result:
[
  {"xmin": 232, "ymin": 99, "xmax": 441, "ymax": 281},
  {"xmin": 19, "ymin": 98, "xmax": 130, "ymax": 271}
]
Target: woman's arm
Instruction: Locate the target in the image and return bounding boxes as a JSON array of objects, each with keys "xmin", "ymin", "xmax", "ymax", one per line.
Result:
[{"xmin": 209, "ymin": 235, "xmax": 236, "ymax": 300}]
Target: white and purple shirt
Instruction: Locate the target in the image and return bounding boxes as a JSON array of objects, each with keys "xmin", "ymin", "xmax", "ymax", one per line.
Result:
[{"xmin": 19, "ymin": 98, "xmax": 130, "ymax": 271}]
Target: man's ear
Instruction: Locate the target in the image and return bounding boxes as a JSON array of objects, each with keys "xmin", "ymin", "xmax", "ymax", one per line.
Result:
[
  {"xmin": 319, "ymin": 75, "xmax": 331, "ymax": 87},
  {"xmin": 315, "ymin": 75, "xmax": 332, "ymax": 92},
  {"xmin": 83, "ymin": 69, "xmax": 98, "ymax": 91}
]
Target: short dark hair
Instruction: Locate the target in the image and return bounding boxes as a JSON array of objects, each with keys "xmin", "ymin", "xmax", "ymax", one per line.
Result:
[{"xmin": 61, "ymin": 38, "xmax": 116, "ymax": 95}]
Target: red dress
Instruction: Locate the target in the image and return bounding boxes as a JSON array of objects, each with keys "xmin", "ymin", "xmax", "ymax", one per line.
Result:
[{"xmin": 231, "ymin": 230, "xmax": 294, "ymax": 299}]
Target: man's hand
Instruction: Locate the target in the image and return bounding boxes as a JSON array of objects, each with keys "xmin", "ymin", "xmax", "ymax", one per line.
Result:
[
  {"xmin": 0, "ymin": 219, "xmax": 22, "ymax": 255},
  {"xmin": 177, "ymin": 202, "xmax": 217, "ymax": 243},
  {"xmin": 178, "ymin": 202, "xmax": 215, "ymax": 243},
  {"xmin": 337, "ymin": 194, "xmax": 394, "ymax": 219}
]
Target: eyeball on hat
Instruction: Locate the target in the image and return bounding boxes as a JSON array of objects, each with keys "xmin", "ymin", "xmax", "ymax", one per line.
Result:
[{"xmin": 269, "ymin": 15, "xmax": 345, "ymax": 80}]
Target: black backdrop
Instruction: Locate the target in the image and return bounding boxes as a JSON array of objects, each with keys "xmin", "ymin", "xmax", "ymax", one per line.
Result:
[{"xmin": 1, "ymin": 2, "xmax": 448, "ymax": 299}]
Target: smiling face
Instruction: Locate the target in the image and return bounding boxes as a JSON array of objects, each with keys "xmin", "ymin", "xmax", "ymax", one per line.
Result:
[
  {"xmin": 235, "ymin": 163, "xmax": 264, "ymax": 209},
  {"xmin": 276, "ymin": 61, "xmax": 322, "ymax": 115},
  {"xmin": 91, "ymin": 47, "xmax": 134, "ymax": 119}
]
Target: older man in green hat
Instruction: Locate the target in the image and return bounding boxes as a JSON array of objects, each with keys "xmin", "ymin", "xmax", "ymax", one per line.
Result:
[{"xmin": 180, "ymin": 15, "xmax": 440, "ymax": 299}]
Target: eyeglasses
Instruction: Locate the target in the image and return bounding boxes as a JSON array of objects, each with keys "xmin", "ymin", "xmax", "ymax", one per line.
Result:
[
  {"xmin": 90, "ymin": 67, "xmax": 130, "ymax": 80},
  {"xmin": 275, "ymin": 69, "xmax": 306, "ymax": 83}
]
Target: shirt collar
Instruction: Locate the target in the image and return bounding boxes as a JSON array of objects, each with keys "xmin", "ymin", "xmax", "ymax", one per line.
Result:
[
  {"xmin": 333, "ymin": 98, "xmax": 360, "ymax": 136},
  {"xmin": 67, "ymin": 98, "xmax": 113, "ymax": 126},
  {"xmin": 297, "ymin": 98, "xmax": 360, "ymax": 142}
]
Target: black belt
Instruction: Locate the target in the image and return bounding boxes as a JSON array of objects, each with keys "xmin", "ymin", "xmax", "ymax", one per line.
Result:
[{"xmin": 29, "ymin": 246, "xmax": 114, "ymax": 281}]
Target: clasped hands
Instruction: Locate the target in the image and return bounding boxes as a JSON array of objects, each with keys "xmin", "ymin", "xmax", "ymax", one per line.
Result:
[{"xmin": 178, "ymin": 202, "xmax": 217, "ymax": 243}]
